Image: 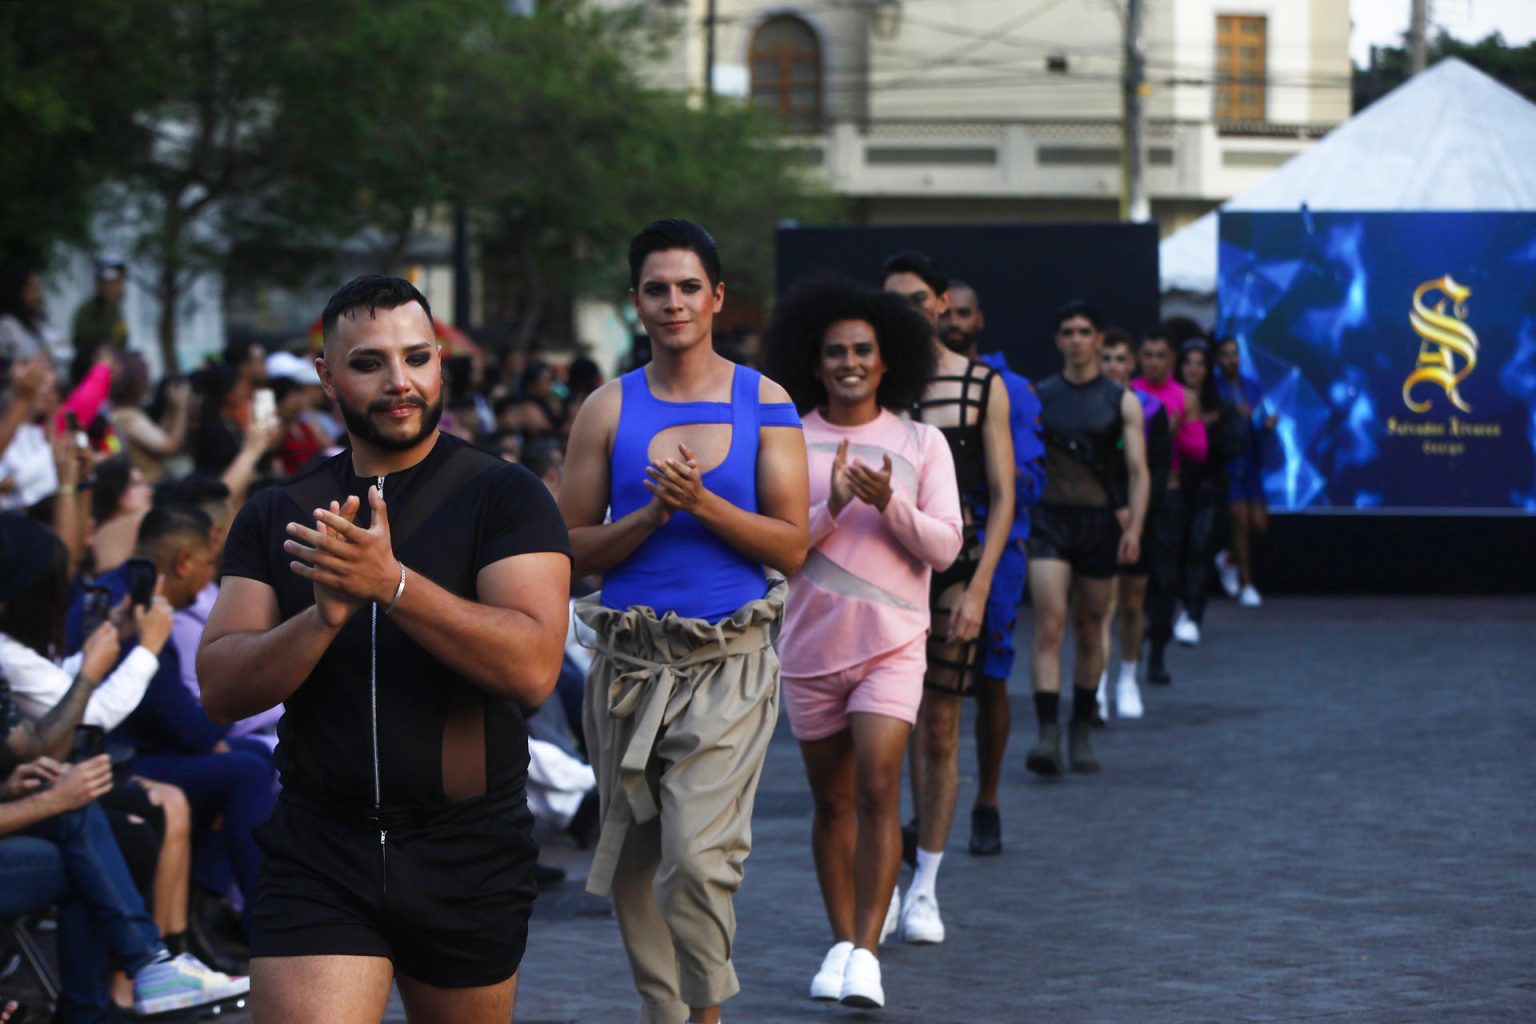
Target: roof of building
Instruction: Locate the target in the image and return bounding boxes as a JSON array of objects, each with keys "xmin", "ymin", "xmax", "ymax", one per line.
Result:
[{"xmin": 1160, "ymin": 58, "xmax": 1536, "ymax": 295}]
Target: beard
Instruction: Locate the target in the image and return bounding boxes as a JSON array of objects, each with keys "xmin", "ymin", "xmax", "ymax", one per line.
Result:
[
  {"xmin": 940, "ymin": 326, "xmax": 978, "ymax": 355},
  {"xmin": 338, "ymin": 392, "xmax": 445, "ymax": 452}
]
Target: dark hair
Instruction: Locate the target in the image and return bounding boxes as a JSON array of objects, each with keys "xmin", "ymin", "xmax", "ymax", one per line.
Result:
[
  {"xmin": 222, "ymin": 337, "xmax": 264, "ymax": 370},
  {"xmin": 1155, "ymin": 316, "xmax": 1207, "ymax": 350},
  {"xmin": 135, "ymin": 504, "xmax": 213, "ymax": 555},
  {"xmin": 91, "ymin": 457, "xmax": 133, "ymax": 523},
  {"xmin": 628, "ymin": 219, "xmax": 722, "ymax": 290},
  {"xmin": 567, "ymin": 357, "xmax": 601, "ymax": 395},
  {"xmin": 110, "ymin": 351, "xmax": 152, "ymax": 406},
  {"xmin": 1102, "ymin": 327, "xmax": 1133, "ymax": 351},
  {"xmin": 881, "ymin": 249, "xmax": 947, "ymax": 297},
  {"xmin": 154, "ymin": 475, "xmax": 230, "ymax": 510},
  {"xmin": 0, "ymin": 529, "xmax": 68, "ymax": 658},
  {"xmin": 270, "ymin": 376, "xmax": 306, "ymax": 407},
  {"xmin": 1176, "ymin": 341, "xmax": 1221, "ymax": 413},
  {"xmin": 493, "ymin": 394, "xmax": 528, "ymax": 417},
  {"xmin": 320, "ymin": 275, "xmax": 433, "ymax": 346},
  {"xmin": 0, "ymin": 260, "xmax": 41, "ymax": 331},
  {"xmin": 521, "ymin": 439, "xmax": 563, "ymax": 480},
  {"xmin": 762, "ymin": 276, "xmax": 937, "ymax": 415},
  {"xmin": 519, "ymin": 362, "xmax": 551, "ymax": 395},
  {"xmin": 1054, "ymin": 299, "xmax": 1103, "ymax": 332}
]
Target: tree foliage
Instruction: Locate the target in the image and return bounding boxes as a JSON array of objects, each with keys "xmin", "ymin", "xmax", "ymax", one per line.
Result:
[
  {"xmin": 1355, "ymin": 30, "xmax": 1536, "ymax": 111},
  {"xmin": 0, "ymin": 0, "xmax": 830, "ymax": 366}
]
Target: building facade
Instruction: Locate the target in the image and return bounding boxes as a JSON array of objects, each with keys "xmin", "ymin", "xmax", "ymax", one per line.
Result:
[{"xmin": 631, "ymin": 0, "xmax": 1350, "ymax": 234}]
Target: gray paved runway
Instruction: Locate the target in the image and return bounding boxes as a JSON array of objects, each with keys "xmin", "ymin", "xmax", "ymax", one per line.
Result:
[{"xmin": 506, "ymin": 596, "xmax": 1536, "ymax": 1023}]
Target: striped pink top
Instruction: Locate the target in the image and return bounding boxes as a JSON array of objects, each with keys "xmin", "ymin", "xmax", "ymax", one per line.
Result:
[{"xmin": 778, "ymin": 409, "xmax": 963, "ymax": 677}]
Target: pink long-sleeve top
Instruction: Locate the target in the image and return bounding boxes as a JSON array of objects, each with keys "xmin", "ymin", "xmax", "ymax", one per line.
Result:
[
  {"xmin": 55, "ymin": 362, "xmax": 112, "ymax": 435},
  {"xmin": 1131, "ymin": 376, "xmax": 1207, "ymax": 471},
  {"xmin": 778, "ymin": 409, "xmax": 964, "ymax": 678}
]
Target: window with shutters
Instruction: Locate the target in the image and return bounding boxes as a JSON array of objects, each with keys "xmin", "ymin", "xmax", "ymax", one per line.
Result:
[
  {"xmin": 1215, "ymin": 15, "xmax": 1267, "ymax": 123},
  {"xmin": 749, "ymin": 16, "xmax": 822, "ymax": 133}
]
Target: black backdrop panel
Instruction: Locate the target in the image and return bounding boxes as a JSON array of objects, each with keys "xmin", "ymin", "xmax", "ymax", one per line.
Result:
[{"xmin": 775, "ymin": 222, "xmax": 1161, "ymax": 383}]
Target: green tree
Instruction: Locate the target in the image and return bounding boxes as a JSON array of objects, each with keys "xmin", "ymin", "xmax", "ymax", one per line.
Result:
[{"xmin": 1355, "ymin": 31, "xmax": 1536, "ymax": 112}]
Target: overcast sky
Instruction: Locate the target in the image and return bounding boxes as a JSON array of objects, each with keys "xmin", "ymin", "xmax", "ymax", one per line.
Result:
[{"xmin": 1352, "ymin": 0, "xmax": 1536, "ymax": 64}]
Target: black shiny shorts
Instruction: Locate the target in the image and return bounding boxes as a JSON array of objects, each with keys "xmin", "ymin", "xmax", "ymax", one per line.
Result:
[
  {"xmin": 1026, "ymin": 503, "xmax": 1120, "ymax": 580},
  {"xmin": 251, "ymin": 790, "xmax": 539, "ymax": 988}
]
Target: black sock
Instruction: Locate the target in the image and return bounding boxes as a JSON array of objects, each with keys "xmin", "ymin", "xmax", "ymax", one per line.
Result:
[
  {"xmin": 1033, "ymin": 691, "xmax": 1060, "ymax": 725},
  {"xmin": 163, "ymin": 931, "xmax": 188, "ymax": 956},
  {"xmin": 1072, "ymin": 688, "xmax": 1100, "ymax": 722}
]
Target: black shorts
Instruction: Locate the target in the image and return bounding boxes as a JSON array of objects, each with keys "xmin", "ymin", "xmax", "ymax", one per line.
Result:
[
  {"xmin": 251, "ymin": 790, "xmax": 540, "ymax": 988},
  {"xmin": 1026, "ymin": 503, "xmax": 1120, "ymax": 580}
]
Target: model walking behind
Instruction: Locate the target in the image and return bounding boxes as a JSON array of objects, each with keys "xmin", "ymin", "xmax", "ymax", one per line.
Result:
[
  {"xmin": 1026, "ymin": 302, "xmax": 1148, "ymax": 775},
  {"xmin": 765, "ymin": 279, "xmax": 961, "ymax": 1008},
  {"xmin": 881, "ymin": 251, "xmax": 1013, "ymax": 943},
  {"xmin": 560, "ymin": 220, "xmax": 809, "ymax": 1024}
]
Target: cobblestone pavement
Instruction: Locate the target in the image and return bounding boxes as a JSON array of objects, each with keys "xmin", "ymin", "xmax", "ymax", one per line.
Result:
[
  {"xmin": 508, "ymin": 595, "xmax": 1536, "ymax": 1023},
  {"xmin": 18, "ymin": 597, "xmax": 1533, "ymax": 1022}
]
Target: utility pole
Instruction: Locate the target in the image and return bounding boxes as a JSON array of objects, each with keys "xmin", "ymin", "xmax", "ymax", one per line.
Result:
[
  {"xmin": 1120, "ymin": 0, "xmax": 1149, "ymax": 223},
  {"xmin": 1409, "ymin": 0, "xmax": 1429, "ymax": 75},
  {"xmin": 703, "ymin": 0, "xmax": 718, "ymax": 107}
]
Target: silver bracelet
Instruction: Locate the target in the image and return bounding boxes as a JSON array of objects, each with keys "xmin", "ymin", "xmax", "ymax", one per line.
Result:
[{"xmin": 383, "ymin": 562, "xmax": 406, "ymax": 615}]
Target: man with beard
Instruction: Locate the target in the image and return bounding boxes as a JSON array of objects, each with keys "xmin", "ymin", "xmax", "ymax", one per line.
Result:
[
  {"xmin": 882, "ymin": 252, "xmax": 1012, "ymax": 943},
  {"xmin": 198, "ymin": 275, "xmax": 572, "ymax": 1024},
  {"xmin": 935, "ymin": 282, "xmax": 1044, "ymax": 856}
]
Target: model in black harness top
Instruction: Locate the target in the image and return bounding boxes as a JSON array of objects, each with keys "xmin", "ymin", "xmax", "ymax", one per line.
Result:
[{"xmin": 199, "ymin": 275, "xmax": 571, "ymax": 1024}]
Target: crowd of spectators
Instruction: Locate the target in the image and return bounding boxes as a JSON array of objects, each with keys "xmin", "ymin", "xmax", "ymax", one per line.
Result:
[{"xmin": 0, "ymin": 256, "xmax": 622, "ymax": 1019}]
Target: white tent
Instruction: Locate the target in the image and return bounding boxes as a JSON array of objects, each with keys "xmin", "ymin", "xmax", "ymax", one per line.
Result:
[{"xmin": 1160, "ymin": 58, "xmax": 1536, "ymax": 296}]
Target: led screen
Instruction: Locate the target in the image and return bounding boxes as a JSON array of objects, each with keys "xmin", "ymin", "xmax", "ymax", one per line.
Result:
[{"xmin": 1217, "ymin": 211, "xmax": 1536, "ymax": 512}]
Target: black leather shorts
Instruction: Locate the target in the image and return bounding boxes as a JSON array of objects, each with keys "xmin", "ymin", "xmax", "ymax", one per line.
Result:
[{"xmin": 1026, "ymin": 503, "xmax": 1120, "ymax": 580}]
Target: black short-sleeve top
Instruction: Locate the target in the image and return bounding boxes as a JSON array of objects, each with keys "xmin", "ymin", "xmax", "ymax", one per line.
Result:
[{"xmin": 221, "ymin": 433, "xmax": 571, "ymax": 812}]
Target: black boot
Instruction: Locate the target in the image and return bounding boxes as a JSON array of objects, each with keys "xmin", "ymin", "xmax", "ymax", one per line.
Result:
[
  {"xmin": 1069, "ymin": 719, "xmax": 1100, "ymax": 773},
  {"xmin": 1148, "ymin": 640, "xmax": 1172, "ymax": 685},
  {"xmin": 968, "ymin": 805, "xmax": 1002, "ymax": 856},
  {"xmin": 1025, "ymin": 722, "xmax": 1064, "ymax": 776}
]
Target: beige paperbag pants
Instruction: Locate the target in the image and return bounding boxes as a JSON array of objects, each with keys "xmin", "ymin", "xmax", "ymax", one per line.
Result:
[{"xmin": 578, "ymin": 582, "xmax": 784, "ymax": 1024}]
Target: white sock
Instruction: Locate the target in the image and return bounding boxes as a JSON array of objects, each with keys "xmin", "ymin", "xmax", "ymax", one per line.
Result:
[
  {"xmin": 911, "ymin": 848, "xmax": 943, "ymax": 899},
  {"xmin": 1097, "ymin": 669, "xmax": 1108, "ymax": 692},
  {"xmin": 1119, "ymin": 659, "xmax": 1138, "ymax": 684}
]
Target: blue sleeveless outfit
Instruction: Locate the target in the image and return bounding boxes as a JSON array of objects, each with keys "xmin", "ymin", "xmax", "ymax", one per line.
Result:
[{"xmin": 602, "ymin": 364, "xmax": 802, "ymax": 622}]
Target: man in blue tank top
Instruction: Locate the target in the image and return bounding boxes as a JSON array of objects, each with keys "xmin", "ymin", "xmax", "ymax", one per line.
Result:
[{"xmin": 560, "ymin": 219, "xmax": 808, "ymax": 1024}]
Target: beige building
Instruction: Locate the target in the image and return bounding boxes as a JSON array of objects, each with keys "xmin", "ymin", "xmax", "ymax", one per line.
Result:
[{"xmin": 632, "ymin": 0, "xmax": 1350, "ymax": 234}]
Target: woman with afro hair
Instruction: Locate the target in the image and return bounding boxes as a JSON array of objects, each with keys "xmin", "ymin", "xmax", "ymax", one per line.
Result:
[{"xmin": 763, "ymin": 278, "xmax": 963, "ymax": 1010}]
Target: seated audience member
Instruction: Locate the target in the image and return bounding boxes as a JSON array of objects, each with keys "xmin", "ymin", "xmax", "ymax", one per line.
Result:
[{"xmin": 90, "ymin": 506, "xmax": 276, "ymax": 940}]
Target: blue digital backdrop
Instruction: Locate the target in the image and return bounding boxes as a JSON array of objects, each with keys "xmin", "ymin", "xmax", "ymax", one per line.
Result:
[{"xmin": 1217, "ymin": 211, "xmax": 1536, "ymax": 512}]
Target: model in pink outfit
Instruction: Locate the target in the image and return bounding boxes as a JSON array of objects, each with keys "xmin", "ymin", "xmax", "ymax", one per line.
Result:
[{"xmin": 764, "ymin": 278, "xmax": 958, "ymax": 1007}]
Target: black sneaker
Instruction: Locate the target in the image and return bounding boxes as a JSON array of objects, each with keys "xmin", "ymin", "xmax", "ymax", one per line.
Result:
[
  {"xmin": 968, "ymin": 805, "xmax": 1002, "ymax": 856},
  {"xmin": 901, "ymin": 817, "xmax": 919, "ymax": 869}
]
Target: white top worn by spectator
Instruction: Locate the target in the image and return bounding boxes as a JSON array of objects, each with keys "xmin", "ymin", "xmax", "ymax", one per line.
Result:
[
  {"xmin": 0, "ymin": 422, "xmax": 58, "ymax": 511},
  {"xmin": 0, "ymin": 315, "xmax": 58, "ymax": 363},
  {"xmin": 0, "ymin": 632, "xmax": 159, "ymax": 730}
]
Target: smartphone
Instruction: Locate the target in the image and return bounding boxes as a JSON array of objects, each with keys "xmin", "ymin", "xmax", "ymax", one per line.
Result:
[
  {"xmin": 70, "ymin": 725, "xmax": 105, "ymax": 764},
  {"xmin": 81, "ymin": 586, "xmax": 112, "ymax": 637},
  {"xmin": 123, "ymin": 556, "xmax": 158, "ymax": 608},
  {"xmin": 252, "ymin": 387, "xmax": 276, "ymax": 429},
  {"xmin": 64, "ymin": 409, "xmax": 88, "ymax": 450}
]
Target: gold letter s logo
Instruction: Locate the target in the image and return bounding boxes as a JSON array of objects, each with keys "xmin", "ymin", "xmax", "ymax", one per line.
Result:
[{"xmin": 1403, "ymin": 275, "xmax": 1478, "ymax": 414}]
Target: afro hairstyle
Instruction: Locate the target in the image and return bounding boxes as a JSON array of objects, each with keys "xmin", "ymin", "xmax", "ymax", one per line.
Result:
[{"xmin": 763, "ymin": 276, "xmax": 936, "ymax": 415}]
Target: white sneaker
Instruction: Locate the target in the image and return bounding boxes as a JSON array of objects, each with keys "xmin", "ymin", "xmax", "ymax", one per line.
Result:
[
  {"xmin": 1173, "ymin": 610, "xmax": 1201, "ymax": 646},
  {"xmin": 879, "ymin": 885, "xmax": 900, "ymax": 945},
  {"xmin": 1116, "ymin": 674, "xmax": 1144, "ymax": 719},
  {"xmin": 810, "ymin": 941, "xmax": 853, "ymax": 1000},
  {"xmin": 1215, "ymin": 549, "xmax": 1240, "ymax": 598},
  {"xmin": 900, "ymin": 889, "xmax": 945, "ymax": 944},
  {"xmin": 133, "ymin": 953, "xmax": 249, "ymax": 1016},
  {"xmin": 1240, "ymin": 584, "xmax": 1263, "ymax": 608},
  {"xmin": 840, "ymin": 948, "xmax": 884, "ymax": 1008},
  {"xmin": 1096, "ymin": 675, "xmax": 1109, "ymax": 720}
]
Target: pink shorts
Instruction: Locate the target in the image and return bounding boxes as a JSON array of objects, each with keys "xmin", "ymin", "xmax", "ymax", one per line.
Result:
[{"xmin": 782, "ymin": 634, "xmax": 927, "ymax": 742}]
